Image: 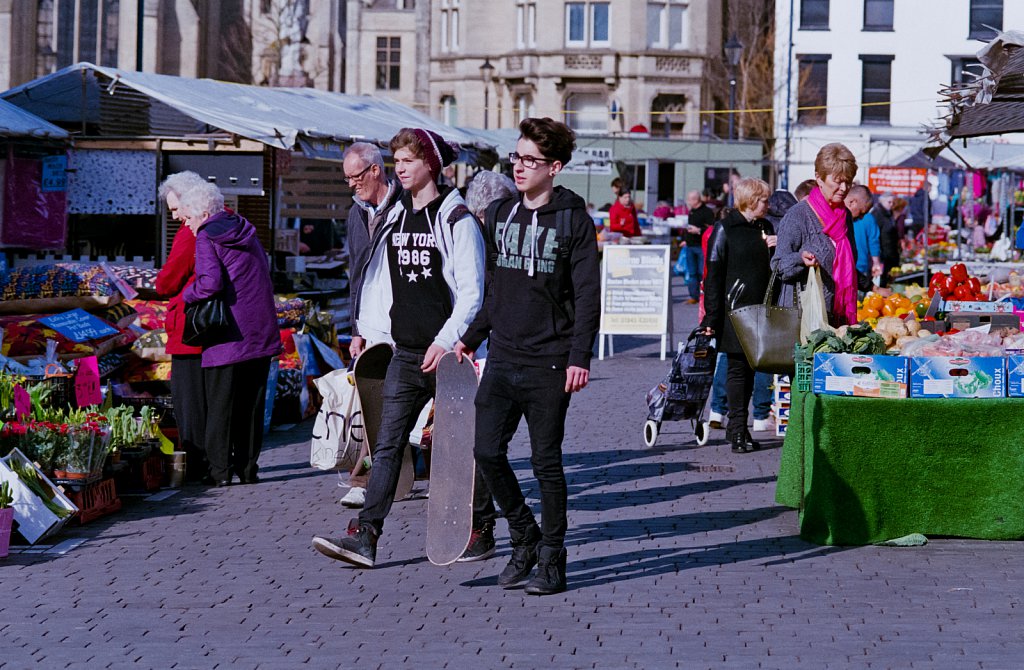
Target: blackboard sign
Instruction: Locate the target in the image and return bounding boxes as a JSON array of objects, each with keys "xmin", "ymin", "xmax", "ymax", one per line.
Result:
[
  {"xmin": 599, "ymin": 245, "xmax": 673, "ymax": 360},
  {"xmin": 39, "ymin": 309, "xmax": 119, "ymax": 343}
]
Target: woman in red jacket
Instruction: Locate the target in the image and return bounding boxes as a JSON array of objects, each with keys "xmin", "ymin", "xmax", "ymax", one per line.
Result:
[
  {"xmin": 609, "ymin": 189, "xmax": 642, "ymax": 237},
  {"xmin": 156, "ymin": 171, "xmax": 210, "ymax": 483}
]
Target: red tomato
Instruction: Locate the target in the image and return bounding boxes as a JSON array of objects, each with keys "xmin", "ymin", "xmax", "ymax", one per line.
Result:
[
  {"xmin": 929, "ymin": 272, "xmax": 947, "ymax": 290},
  {"xmin": 942, "ymin": 275, "xmax": 957, "ymax": 297},
  {"xmin": 954, "ymin": 285, "xmax": 972, "ymax": 300},
  {"xmin": 968, "ymin": 277, "xmax": 982, "ymax": 294},
  {"xmin": 950, "ymin": 263, "xmax": 969, "ymax": 284}
]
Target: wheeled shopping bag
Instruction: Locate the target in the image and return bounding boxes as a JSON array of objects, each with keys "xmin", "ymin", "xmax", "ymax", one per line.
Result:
[{"xmin": 643, "ymin": 328, "xmax": 717, "ymax": 447}]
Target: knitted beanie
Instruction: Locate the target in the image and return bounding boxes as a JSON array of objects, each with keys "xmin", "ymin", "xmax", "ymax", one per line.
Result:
[{"xmin": 411, "ymin": 128, "xmax": 459, "ymax": 178}]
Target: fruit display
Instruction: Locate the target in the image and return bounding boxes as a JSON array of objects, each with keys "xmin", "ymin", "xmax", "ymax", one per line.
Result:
[
  {"xmin": 928, "ymin": 263, "xmax": 984, "ymax": 301},
  {"xmin": 980, "ymin": 271, "xmax": 1024, "ymax": 300},
  {"xmin": 856, "ymin": 291, "xmax": 928, "ymax": 323}
]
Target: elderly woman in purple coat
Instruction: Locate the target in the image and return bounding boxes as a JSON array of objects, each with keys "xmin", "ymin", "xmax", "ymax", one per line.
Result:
[{"xmin": 180, "ymin": 182, "xmax": 282, "ymax": 487}]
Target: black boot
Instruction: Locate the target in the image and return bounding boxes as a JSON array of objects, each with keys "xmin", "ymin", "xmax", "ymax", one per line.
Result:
[
  {"xmin": 730, "ymin": 432, "xmax": 758, "ymax": 454},
  {"xmin": 497, "ymin": 525, "xmax": 540, "ymax": 588},
  {"xmin": 525, "ymin": 546, "xmax": 567, "ymax": 596},
  {"xmin": 311, "ymin": 518, "xmax": 379, "ymax": 568}
]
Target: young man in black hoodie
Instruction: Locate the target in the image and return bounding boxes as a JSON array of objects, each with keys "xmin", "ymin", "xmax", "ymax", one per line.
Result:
[{"xmin": 456, "ymin": 117, "xmax": 601, "ymax": 595}]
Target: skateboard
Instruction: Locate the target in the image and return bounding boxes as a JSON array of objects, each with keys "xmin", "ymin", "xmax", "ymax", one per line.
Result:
[
  {"xmin": 426, "ymin": 352, "xmax": 478, "ymax": 566},
  {"xmin": 352, "ymin": 343, "xmax": 415, "ymax": 503}
]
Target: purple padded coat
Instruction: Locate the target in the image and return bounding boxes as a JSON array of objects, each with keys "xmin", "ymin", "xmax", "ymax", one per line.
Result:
[{"xmin": 182, "ymin": 210, "xmax": 282, "ymax": 368}]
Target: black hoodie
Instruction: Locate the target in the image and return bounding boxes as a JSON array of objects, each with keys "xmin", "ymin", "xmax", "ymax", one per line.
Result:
[{"xmin": 462, "ymin": 186, "xmax": 600, "ymax": 370}]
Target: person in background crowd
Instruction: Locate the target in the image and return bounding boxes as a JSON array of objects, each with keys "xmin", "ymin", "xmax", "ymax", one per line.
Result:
[
  {"xmin": 609, "ymin": 189, "xmax": 642, "ymax": 237},
  {"xmin": 339, "ymin": 142, "xmax": 402, "ymax": 508},
  {"xmin": 701, "ymin": 178, "xmax": 774, "ymax": 454},
  {"xmin": 773, "ymin": 143, "xmax": 874, "ymax": 327},
  {"xmin": 457, "ymin": 117, "xmax": 601, "ymax": 595},
  {"xmin": 874, "ymin": 192, "xmax": 899, "ymax": 288},
  {"xmin": 312, "ymin": 128, "xmax": 485, "ymax": 569},
  {"xmin": 846, "ymin": 185, "xmax": 883, "ymax": 282},
  {"xmin": 794, "ymin": 179, "xmax": 817, "ymax": 201},
  {"xmin": 180, "ymin": 182, "xmax": 282, "ymax": 487},
  {"xmin": 156, "ymin": 170, "xmax": 209, "ymax": 482},
  {"xmin": 684, "ymin": 190, "xmax": 714, "ymax": 304},
  {"xmin": 892, "ymin": 196, "xmax": 909, "ymax": 241},
  {"xmin": 652, "ymin": 200, "xmax": 672, "ymax": 219}
]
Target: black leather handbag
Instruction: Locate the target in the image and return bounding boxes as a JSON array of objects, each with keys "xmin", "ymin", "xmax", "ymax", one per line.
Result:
[
  {"xmin": 728, "ymin": 272, "xmax": 801, "ymax": 375},
  {"xmin": 182, "ymin": 297, "xmax": 230, "ymax": 347}
]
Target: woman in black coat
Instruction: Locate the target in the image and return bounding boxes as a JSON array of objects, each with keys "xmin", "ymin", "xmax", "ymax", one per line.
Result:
[{"xmin": 701, "ymin": 178, "xmax": 774, "ymax": 453}]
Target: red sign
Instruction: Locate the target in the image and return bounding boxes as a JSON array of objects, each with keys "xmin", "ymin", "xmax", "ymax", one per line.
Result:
[
  {"xmin": 74, "ymin": 356, "xmax": 103, "ymax": 408},
  {"xmin": 867, "ymin": 167, "xmax": 928, "ymax": 197}
]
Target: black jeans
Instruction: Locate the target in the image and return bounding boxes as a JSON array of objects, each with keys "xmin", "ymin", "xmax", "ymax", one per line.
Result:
[
  {"xmin": 725, "ymin": 352, "xmax": 755, "ymax": 440},
  {"xmin": 203, "ymin": 356, "xmax": 272, "ymax": 481},
  {"xmin": 170, "ymin": 354, "xmax": 207, "ymax": 477},
  {"xmin": 473, "ymin": 360, "xmax": 571, "ymax": 549}
]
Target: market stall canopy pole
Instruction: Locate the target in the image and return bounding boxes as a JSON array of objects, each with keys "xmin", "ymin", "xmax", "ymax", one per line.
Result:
[{"xmin": 1, "ymin": 63, "xmax": 495, "ymax": 161}]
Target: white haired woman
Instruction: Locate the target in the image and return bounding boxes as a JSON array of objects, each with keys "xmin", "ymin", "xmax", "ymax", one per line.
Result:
[
  {"xmin": 155, "ymin": 170, "xmax": 209, "ymax": 481},
  {"xmin": 179, "ymin": 182, "xmax": 282, "ymax": 486}
]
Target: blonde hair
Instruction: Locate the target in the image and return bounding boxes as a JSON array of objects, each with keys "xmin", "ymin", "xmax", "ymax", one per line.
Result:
[
  {"xmin": 733, "ymin": 177, "xmax": 771, "ymax": 213},
  {"xmin": 814, "ymin": 143, "xmax": 858, "ymax": 182}
]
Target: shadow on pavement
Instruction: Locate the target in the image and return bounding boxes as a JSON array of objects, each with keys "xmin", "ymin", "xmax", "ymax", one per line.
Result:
[{"xmin": 568, "ymin": 475, "xmax": 778, "ymax": 511}]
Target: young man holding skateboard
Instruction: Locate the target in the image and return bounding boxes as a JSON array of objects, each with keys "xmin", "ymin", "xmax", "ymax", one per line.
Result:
[
  {"xmin": 312, "ymin": 128, "xmax": 485, "ymax": 567},
  {"xmin": 456, "ymin": 117, "xmax": 601, "ymax": 595}
]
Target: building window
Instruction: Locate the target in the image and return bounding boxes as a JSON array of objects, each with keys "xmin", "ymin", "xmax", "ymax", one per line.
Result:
[
  {"xmin": 863, "ymin": 0, "xmax": 893, "ymax": 31},
  {"xmin": 651, "ymin": 94, "xmax": 687, "ymax": 137},
  {"xmin": 969, "ymin": 0, "xmax": 1002, "ymax": 40},
  {"xmin": 517, "ymin": 1, "xmax": 537, "ymax": 48},
  {"xmin": 565, "ymin": 92, "xmax": 607, "ymax": 133},
  {"xmin": 950, "ymin": 56, "xmax": 983, "ymax": 85},
  {"xmin": 376, "ymin": 36, "xmax": 401, "ymax": 91},
  {"xmin": 797, "ymin": 55, "xmax": 829, "ymax": 126},
  {"xmin": 441, "ymin": 0, "xmax": 460, "ymax": 52},
  {"xmin": 49, "ymin": 0, "xmax": 120, "ymax": 69},
  {"xmin": 647, "ymin": 1, "xmax": 688, "ymax": 49},
  {"xmin": 800, "ymin": 0, "xmax": 829, "ymax": 30},
  {"xmin": 860, "ymin": 55, "xmax": 893, "ymax": 125},
  {"xmin": 441, "ymin": 96, "xmax": 458, "ymax": 126},
  {"xmin": 565, "ymin": 2, "xmax": 610, "ymax": 48},
  {"xmin": 514, "ymin": 94, "xmax": 535, "ymax": 124}
]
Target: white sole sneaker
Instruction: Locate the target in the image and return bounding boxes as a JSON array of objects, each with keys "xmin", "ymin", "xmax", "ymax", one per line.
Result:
[
  {"xmin": 752, "ymin": 419, "xmax": 772, "ymax": 432},
  {"xmin": 311, "ymin": 536, "xmax": 375, "ymax": 568},
  {"xmin": 340, "ymin": 487, "xmax": 366, "ymax": 508}
]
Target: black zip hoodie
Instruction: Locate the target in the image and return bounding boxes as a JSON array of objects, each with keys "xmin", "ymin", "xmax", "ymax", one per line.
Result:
[{"xmin": 462, "ymin": 186, "xmax": 600, "ymax": 370}]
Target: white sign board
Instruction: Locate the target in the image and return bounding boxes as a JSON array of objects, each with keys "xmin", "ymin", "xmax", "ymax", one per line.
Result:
[
  {"xmin": 563, "ymin": 147, "xmax": 613, "ymax": 175},
  {"xmin": 599, "ymin": 244, "xmax": 673, "ymax": 359}
]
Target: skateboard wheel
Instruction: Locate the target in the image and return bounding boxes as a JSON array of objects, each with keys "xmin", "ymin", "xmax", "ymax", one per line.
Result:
[
  {"xmin": 695, "ymin": 421, "xmax": 710, "ymax": 446},
  {"xmin": 643, "ymin": 420, "xmax": 659, "ymax": 447}
]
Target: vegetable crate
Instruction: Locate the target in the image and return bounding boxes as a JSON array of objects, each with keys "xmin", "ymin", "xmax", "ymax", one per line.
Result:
[
  {"xmin": 0, "ymin": 448, "xmax": 78, "ymax": 543},
  {"xmin": 66, "ymin": 478, "xmax": 121, "ymax": 525}
]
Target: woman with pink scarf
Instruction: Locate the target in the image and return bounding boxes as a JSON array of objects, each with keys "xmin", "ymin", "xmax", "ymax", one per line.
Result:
[{"xmin": 772, "ymin": 143, "xmax": 877, "ymax": 326}]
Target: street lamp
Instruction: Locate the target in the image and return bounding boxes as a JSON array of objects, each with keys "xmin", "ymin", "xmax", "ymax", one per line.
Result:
[
  {"xmin": 724, "ymin": 34, "xmax": 744, "ymax": 140},
  {"xmin": 479, "ymin": 58, "xmax": 495, "ymax": 129}
]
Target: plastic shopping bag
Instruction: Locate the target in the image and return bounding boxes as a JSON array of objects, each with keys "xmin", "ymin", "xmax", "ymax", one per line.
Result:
[
  {"xmin": 799, "ymin": 267, "xmax": 832, "ymax": 344},
  {"xmin": 309, "ymin": 368, "xmax": 363, "ymax": 471}
]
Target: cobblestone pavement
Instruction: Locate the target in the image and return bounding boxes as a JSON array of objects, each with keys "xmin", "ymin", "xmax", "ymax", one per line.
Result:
[{"xmin": 2, "ymin": 278, "xmax": 1023, "ymax": 669}]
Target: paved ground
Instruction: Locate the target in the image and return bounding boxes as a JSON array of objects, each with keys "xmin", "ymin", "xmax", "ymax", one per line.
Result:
[{"xmin": 2, "ymin": 277, "xmax": 1023, "ymax": 669}]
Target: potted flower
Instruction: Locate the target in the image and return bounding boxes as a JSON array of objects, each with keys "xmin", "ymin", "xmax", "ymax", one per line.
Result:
[
  {"xmin": 61, "ymin": 421, "xmax": 112, "ymax": 479},
  {"xmin": 0, "ymin": 480, "xmax": 13, "ymax": 559}
]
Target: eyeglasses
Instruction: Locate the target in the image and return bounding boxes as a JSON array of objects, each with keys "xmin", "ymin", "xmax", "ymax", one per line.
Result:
[
  {"xmin": 509, "ymin": 152, "xmax": 554, "ymax": 169},
  {"xmin": 344, "ymin": 164, "xmax": 374, "ymax": 185}
]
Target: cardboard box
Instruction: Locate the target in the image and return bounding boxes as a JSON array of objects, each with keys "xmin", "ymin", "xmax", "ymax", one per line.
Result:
[
  {"xmin": 918, "ymin": 319, "xmax": 948, "ymax": 334},
  {"xmin": 910, "ymin": 356, "xmax": 1006, "ymax": 398},
  {"xmin": 774, "ymin": 387, "xmax": 792, "ymax": 403},
  {"xmin": 775, "ymin": 422, "xmax": 788, "ymax": 437},
  {"xmin": 946, "ymin": 312, "xmax": 1021, "ymax": 332},
  {"xmin": 943, "ymin": 300, "xmax": 1015, "ymax": 313},
  {"xmin": 1007, "ymin": 355, "xmax": 1024, "ymax": 397},
  {"xmin": 812, "ymin": 353, "xmax": 909, "ymax": 398},
  {"xmin": 0, "ymin": 448, "xmax": 78, "ymax": 544}
]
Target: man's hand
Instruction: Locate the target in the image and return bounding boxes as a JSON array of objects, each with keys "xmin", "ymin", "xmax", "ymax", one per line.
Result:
[
  {"xmin": 871, "ymin": 260, "xmax": 884, "ymax": 278},
  {"xmin": 566, "ymin": 366, "xmax": 590, "ymax": 393},
  {"xmin": 453, "ymin": 341, "xmax": 475, "ymax": 363},
  {"xmin": 421, "ymin": 343, "xmax": 447, "ymax": 373},
  {"xmin": 350, "ymin": 336, "xmax": 365, "ymax": 359}
]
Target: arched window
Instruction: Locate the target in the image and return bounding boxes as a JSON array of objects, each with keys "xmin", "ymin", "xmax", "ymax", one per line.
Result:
[
  {"xmin": 650, "ymin": 94, "xmax": 687, "ymax": 137},
  {"xmin": 564, "ymin": 92, "xmax": 607, "ymax": 133}
]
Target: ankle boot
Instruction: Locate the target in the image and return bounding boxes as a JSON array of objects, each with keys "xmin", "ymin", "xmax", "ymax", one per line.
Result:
[
  {"xmin": 525, "ymin": 546, "xmax": 567, "ymax": 595},
  {"xmin": 730, "ymin": 432, "xmax": 757, "ymax": 454}
]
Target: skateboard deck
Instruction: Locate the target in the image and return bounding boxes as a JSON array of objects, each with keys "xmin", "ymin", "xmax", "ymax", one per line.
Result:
[
  {"xmin": 352, "ymin": 343, "xmax": 415, "ymax": 502},
  {"xmin": 426, "ymin": 352, "xmax": 478, "ymax": 566}
]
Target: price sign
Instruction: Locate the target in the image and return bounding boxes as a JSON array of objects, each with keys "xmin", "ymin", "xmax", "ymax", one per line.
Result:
[
  {"xmin": 74, "ymin": 356, "xmax": 103, "ymax": 407},
  {"xmin": 38, "ymin": 309, "xmax": 119, "ymax": 343}
]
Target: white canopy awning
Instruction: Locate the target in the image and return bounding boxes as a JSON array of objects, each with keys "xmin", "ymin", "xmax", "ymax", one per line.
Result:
[
  {"xmin": 0, "ymin": 97, "xmax": 68, "ymax": 139},
  {"xmin": 2, "ymin": 63, "xmax": 493, "ymax": 158}
]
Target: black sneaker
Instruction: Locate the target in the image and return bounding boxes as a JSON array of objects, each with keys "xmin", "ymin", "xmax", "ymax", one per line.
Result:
[
  {"xmin": 457, "ymin": 523, "xmax": 496, "ymax": 562},
  {"xmin": 312, "ymin": 519, "xmax": 378, "ymax": 568},
  {"xmin": 525, "ymin": 546, "xmax": 567, "ymax": 595},
  {"xmin": 497, "ymin": 537, "xmax": 539, "ymax": 588}
]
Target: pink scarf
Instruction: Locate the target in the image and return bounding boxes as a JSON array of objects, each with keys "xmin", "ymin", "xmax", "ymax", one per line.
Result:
[{"xmin": 807, "ymin": 186, "xmax": 857, "ymax": 325}]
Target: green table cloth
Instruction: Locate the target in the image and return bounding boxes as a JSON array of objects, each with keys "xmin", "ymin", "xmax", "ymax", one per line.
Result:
[{"xmin": 775, "ymin": 389, "xmax": 1024, "ymax": 545}]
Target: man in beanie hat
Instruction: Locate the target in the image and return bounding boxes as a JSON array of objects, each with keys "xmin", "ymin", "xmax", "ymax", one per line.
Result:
[{"xmin": 313, "ymin": 128, "xmax": 485, "ymax": 567}]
